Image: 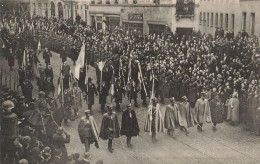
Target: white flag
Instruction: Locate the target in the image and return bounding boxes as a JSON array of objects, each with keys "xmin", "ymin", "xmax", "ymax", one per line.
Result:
[{"xmin": 74, "ymin": 44, "xmax": 85, "ymax": 79}]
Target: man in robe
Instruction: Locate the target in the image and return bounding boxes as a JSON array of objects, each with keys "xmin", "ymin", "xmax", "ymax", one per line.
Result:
[
  {"xmin": 179, "ymin": 96, "xmax": 195, "ymax": 134},
  {"xmin": 121, "ymin": 104, "xmax": 140, "ymax": 148},
  {"xmin": 78, "ymin": 109, "xmax": 99, "ymax": 152},
  {"xmin": 194, "ymin": 92, "xmax": 211, "ymax": 131},
  {"xmin": 227, "ymin": 92, "xmax": 240, "ymax": 126},
  {"xmin": 144, "ymin": 97, "xmax": 164, "ymax": 143},
  {"xmin": 164, "ymin": 97, "xmax": 178, "ymax": 137},
  {"xmin": 99, "ymin": 104, "xmax": 120, "ymax": 153},
  {"xmin": 210, "ymin": 94, "xmax": 223, "ymax": 130}
]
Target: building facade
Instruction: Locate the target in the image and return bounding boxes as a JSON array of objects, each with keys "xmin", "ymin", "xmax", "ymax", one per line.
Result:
[
  {"xmin": 29, "ymin": 0, "xmax": 199, "ymax": 35},
  {"xmin": 198, "ymin": 0, "xmax": 260, "ymax": 37}
]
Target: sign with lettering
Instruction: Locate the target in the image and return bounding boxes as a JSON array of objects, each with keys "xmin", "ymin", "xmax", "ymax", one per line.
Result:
[{"xmin": 128, "ymin": 13, "xmax": 143, "ymax": 21}]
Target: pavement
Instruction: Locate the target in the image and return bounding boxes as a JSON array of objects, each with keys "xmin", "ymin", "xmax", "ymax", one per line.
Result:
[{"xmin": 1, "ymin": 51, "xmax": 260, "ymax": 164}]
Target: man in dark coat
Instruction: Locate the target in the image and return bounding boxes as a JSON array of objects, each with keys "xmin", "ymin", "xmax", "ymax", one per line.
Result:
[
  {"xmin": 43, "ymin": 76, "xmax": 55, "ymax": 98},
  {"xmin": 114, "ymin": 78, "xmax": 124, "ymax": 112},
  {"xmin": 45, "ymin": 64, "xmax": 54, "ymax": 82},
  {"xmin": 52, "ymin": 127, "xmax": 70, "ymax": 163},
  {"xmin": 120, "ymin": 104, "xmax": 140, "ymax": 148},
  {"xmin": 60, "ymin": 46, "xmax": 67, "ymax": 63},
  {"xmin": 21, "ymin": 78, "xmax": 33, "ymax": 101},
  {"xmin": 43, "ymin": 47, "xmax": 52, "ymax": 66},
  {"xmin": 98, "ymin": 81, "xmax": 109, "ymax": 113},
  {"xmin": 61, "ymin": 61, "xmax": 71, "ymax": 90},
  {"xmin": 129, "ymin": 79, "xmax": 139, "ymax": 107},
  {"xmin": 7, "ymin": 48, "xmax": 15, "ymax": 70},
  {"xmin": 86, "ymin": 77, "xmax": 97, "ymax": 110},
  {"xmin": 210, "ymin": 94, "xmax": 223, "ymax": 130},
  {"xmin": 99, "ymin": 104, "xmax": 120, "ymax": 153}
]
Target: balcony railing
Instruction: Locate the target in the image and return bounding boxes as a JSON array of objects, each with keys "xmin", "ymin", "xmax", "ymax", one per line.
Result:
[{"xmin": 176, "ymin": 0, "xmax": 195, "ymax": 18}]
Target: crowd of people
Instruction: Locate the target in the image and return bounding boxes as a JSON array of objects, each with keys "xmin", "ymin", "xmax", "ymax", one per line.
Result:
[{"xmin": 1, "ymin": 4, "xmax": 260, "ymax": 164}]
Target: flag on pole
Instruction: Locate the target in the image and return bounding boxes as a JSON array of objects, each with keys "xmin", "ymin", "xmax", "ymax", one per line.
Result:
[
  {"xmin": 37, "ymin": 41, "xmax": 41, "ymax": 51},
  {"xmin": 74, "ymin": 44, "xmax": 85, "ymax": 80},
  {"xmin": 98, "ymin": 61, "xmax": 106, "ymax": 71},
  {"xmin": 22, "ymin": 50, "xmax": 28, "ymax": 70}
]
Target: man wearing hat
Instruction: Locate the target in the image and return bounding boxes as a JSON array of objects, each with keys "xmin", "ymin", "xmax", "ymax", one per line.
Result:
[
  {"xmin": 52, "ymin": 127, "xmax": 70, "ymax": 163},
  {"xmin": 28, "ymin": 91, "xmax": 51, "ymax": 128},
  {"xmin": 164, "ymin": 97, "xmax": 178, "ymax": 137},
  {"xmin": 99, "ymin": 104, "xmax": 120, "ymax": 153},
  {"xmin": 1, "ymin": 100, "xmax": 19, "ymax": 160},
  {"xmin": 121, "ymin": 104, "xmax": 140, "ymax": 148},
  {"xmin": 21, "ymin": 77, "xmax": 33, "ymax": 101},
  {"xmin": 179, "ymin": 96, "xmax": 195, "ymax": 134},
  {"xmin": 78, "ymin": 109, "xmax": 100, "ymax": 152},
  {"xmin": 194, "ymin": 92, "xmax": 211, "ymax": 131},
  {"xmin": 86, "ymin": 77, "xmax": 98, "ymax": 111},
  {"xmin": 71, "ymin": 81, "xmax": 83, "ymax": 116},
  {"xmin": 144, "ymin": 97, "xmax": 163, "ymax": 143}
]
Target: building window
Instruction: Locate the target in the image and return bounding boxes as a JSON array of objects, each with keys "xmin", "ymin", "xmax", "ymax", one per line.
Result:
[
  {"xmin": 211, "ymin": 13, "xmax": 213, "ymax": 27},
  {"xmin": 231, "ymin": 14, "xmax": 235, "ymax": 30},
  {"xmin": 106, "ymin": 0, "xmax": 110, "ymax": 4},
  {"xmin": 242, "ymin": 12, "xmax": 246, "ymax": 31},
  {"xmin": 203, "ymin": 12, "xmax": 206, "ymax": 26},
  {"xmin": 125, "ymin": 0, "xmax": 128, "ymax": 4},
  {"xmin": 199, "ymin": 12, "xmax": 202, "ymax": 25},
  {"xmin": 97, "ymin": 0, "xmax": 102, "ymax": 4},
  {"xmin": 215, "ymin": 13, "xmax": 218, "ymax": 27},
  {"xmin": 176, "ymin": 0, "xmax": 195, "ymax": 16},
  {"xmin": 45, "ymin": 3, "xmax": 48, "ymax": 17},
  {"xmin": 33, "ymin": 3, "xmax": 36, "ymax": 16},
  {"xmin": 123, "ymin": 23, "xmax": 143, "ymax": 34},
  {"xmin": 133, "ymin": 0, "xmax": 137, "ymax": 4},
  {"xmin": 220, "ymin": 13, "xmax": 223, "ymax": 28},
  {"xmin": 115, "ymin": 0, "xmax": 118, "ymax": 4},
  {"xmin": 225, "ymin": 14, "xmax": 228, "ymax": 29},
  {"xmin": 84, "ymin": 5, "xmax": 87, "ymax": 21},
  {"xmin": 207, "ymin": 12, "xmax": 209, "ymax": 27},
  {"xmin": 149, "ymin": 24, "xmax": 166, "ymax": 35},
  {"xmin": 91, "ymin": 0, "xmax": 95, "ymax": 4},
  {"xmin": 250, "ymin": 13, "xmax": 255, "ymax": 35}
]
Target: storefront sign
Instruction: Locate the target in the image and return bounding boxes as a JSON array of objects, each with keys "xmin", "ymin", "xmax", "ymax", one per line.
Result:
[{"xmin": 128, "ymin": 13, "xmax": 143, "ymax": 21}]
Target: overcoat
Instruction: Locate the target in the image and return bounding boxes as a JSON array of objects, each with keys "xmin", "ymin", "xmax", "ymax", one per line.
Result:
[
  {"xmin": 210, "ymin": 98, "xmax": 223, "ymax": 124},
  {"xmin": 194, "ymin": 98, "xmax": 211, "ymax": 124},
  {"xmin": 227, "ymin": 97, "xmax": 240, "ymax": 122},
  {"xmin": 164, "ymin": 104, "xmax": 178, "ymax": 130},
  {"xmin": 87, "ymin": 82, "xmax": 97, "ymax": 105},
  {"xmin": 120, "ymin": 109, "xmax": 140, "ymax": 137},
  {"xmin": 179, "ymin": 102, "xmax": 195, "ymax": 128},
  {"xmin": 99, "ymin": 112, "xmax": 120, "ymax": 140}
]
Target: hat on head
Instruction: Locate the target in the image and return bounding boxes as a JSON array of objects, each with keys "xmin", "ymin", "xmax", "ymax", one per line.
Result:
[
  {"xmin": 84, "ymin": 109, "xmax": 91, "ymax": 114},
  {"xmin": 126, "ymin": 103, "xmax": 132, "ymax": 108},
  {"xmin": 38, "ymin": 91, "xmax": 45, "ymax": 98},
  {"xmin": 57, "ymin": 127, "xmax": 64, "ymax": 134},
  {"xmin": 169, "ymin": 97, "xmax": 175, "ymax": 102},
  {"xmin": 2, "ymin": 100, "xmax": 15, "ymax": 111},
  {"xmin": 18, "ymin": 159, "xmax": 28, "ymax": 164},
  {"xmin": 182, "ymin": 96, "xmax": 188, "ymax": 100}
]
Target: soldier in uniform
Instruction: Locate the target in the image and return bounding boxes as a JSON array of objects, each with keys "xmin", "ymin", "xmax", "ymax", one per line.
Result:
[
  {"xmin": 86, "ymin": 77, "xmax": 98, "ymax": 110},
  {"xmin": 43, "ymin": 47, "xmax": 52, "ymax": 66},
  {"xmin": 21, "ymin": 77, "xmax": 33, "ymax": 101},
  {"xmin": 164, "ymin": 97, "xmax": 178, "ymax": 137},
  {"xmin": 61, "ymin": 61, "xmax": 72, "ymax": 90},
  {"xmin": 78, "ymin": 109, "xmax": 100, "ymax": 152},
  {"xmin": 1, "ymin": 100, "xmax": 19, "ymax": 160},
  {"xmin": 99, "ymin": 104, "xmax": 120, "ymax": 153},
  {"xmin": 70, "ymin": 81, "xmax": 82, "ymax": 116},
  {"xmin": 120, "ymin": 104, "xmax": 140, "ymax": 148},
  {"xmin": 52, "ymin": 127, "xmax": 70, "ymax": 163},
  {"xmin": 98, "ymin": 81, "xmax": 109, "ymax": 114},
  {"xmin": 114, "ymin": 78, "xmax": 124, "ymax": 112}
]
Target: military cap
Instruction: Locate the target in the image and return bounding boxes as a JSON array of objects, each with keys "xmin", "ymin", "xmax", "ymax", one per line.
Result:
[
  {"xmin": 56, "ymin": 127, "xmax": 64, "ymax": 134},
  {"xmin": 169, "ymin": 97, "xmax": 175, "ymax": 102},
  {"xmin": 182, "ymin": 96, "xmax": 188, "ymax": 101},
  {"xmin": 84, "ymin": 109, "xmax": 91, "ymax": 114},
  {"xmin": 18, "ymin": 159, "xmax": 28, "ymax": 164},
  {"xmin": 126, "ymin": 103, "xmax": 132, "ymax": 108}
]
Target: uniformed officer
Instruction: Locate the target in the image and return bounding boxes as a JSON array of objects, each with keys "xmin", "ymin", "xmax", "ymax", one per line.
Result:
[{"xmin": 86, "ymin": 77, "xmax": 98, "ymax": 110}]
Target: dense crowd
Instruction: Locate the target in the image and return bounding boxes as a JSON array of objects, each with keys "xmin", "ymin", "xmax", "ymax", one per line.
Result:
[{"xmin": 1, "ymin": 4, "xmax": 260, "ymax": 164}]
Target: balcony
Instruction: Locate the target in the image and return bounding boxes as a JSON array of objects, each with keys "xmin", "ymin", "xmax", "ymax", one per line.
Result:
[{"xmin": 175, "ymin": 0, "xmax": 195, "ymax": 19}]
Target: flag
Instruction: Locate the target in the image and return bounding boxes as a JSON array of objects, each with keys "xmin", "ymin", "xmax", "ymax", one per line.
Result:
[
  {"xmin": 74, "ymin": 44, "xmax": 85, "ymax": 79},
  {"xmin": 109, "ymin": 82, "xmax": 114, "ymax": 96},
  {"xmin": 98, "ymin": 61, "xmax": 106, "ymax": 71},
  {"xmin": 127, "ymin": 59, "xmax": 132, "ymax": 83},
  {"xmin": 22, "ymin": 50, "xmax": 28, "ymax": 70},
  {"xmin": 85, "ymin": 65, "xmax": 97, "ymax": 84},
  {"xmin": 37, "ymin": 41, "xmax": 41, "ymax": 51},
  {"xmin": 57, "ymin": 73, "xmax": 63, "ymax": 96}
]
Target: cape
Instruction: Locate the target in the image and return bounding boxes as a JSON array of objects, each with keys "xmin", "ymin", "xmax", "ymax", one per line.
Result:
[
  {"xmin": 120, "ymin": 109, "xmax": 140, "ymax": 137},
  {"xmin": 99, "ymin": 112, "xmax": 120, "ymax": 140},
  {"xmin": 78, "ymin": 116, "xmax": 100, "ymax": 148},
  {"xmin": 164, "ymin": 104, "xmax": 178, "ymax": 130},
  {"xmin": 194, "ymin": 98, "xmax": 212, "ymax": 124},
  {"xmin": 178, "ymin": 102, "xmax": 195, "ymax": 128},
  {"xmin": 144, "ymin": 103, "xmax": 164, "ymax": 135}
]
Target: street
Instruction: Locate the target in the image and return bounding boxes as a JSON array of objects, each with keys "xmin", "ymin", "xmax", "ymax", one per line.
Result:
[{"xmin": 1, "ymin": 51, "xmax": 260, "ymax": 164}]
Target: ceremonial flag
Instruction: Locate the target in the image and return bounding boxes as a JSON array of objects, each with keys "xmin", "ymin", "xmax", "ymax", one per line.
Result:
[
  {"xmin": 98, "ymin": 61, "xmax": 106, "ymax": 71},
  {"xmin": 37, "ymin": 41, "xmax": 41, "ymax": 51},
  {"xmin": 74, "ymin": 44, "xmax": 85, "ymax": 80},
  {"xmin": 22, "ymin": 50, "xmax": 28, "ymax": 70}
]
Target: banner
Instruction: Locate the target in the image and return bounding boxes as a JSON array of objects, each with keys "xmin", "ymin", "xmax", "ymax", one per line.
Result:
[{"xmin": 74, "ymin": 44, "xmax": 85, "ymax": 79}]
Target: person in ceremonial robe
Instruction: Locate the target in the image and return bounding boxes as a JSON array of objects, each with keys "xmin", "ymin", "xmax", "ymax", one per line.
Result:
[
  {"xmin": 144, "ymin": 97, "xmax": 164, "ymax": 143},
  {"xmin": 227, "ymin": 92, "xmax": 240, "ymax": 126},
  {"xmin": 179, "ymin": 96, "xmax": 195, "ymax": 134},
  {"xmin": 70, "ymin": 81, "xmax": 82, "ymax": 116},
  {"xmin": 164, "ymin": 97, "xmax": 178, "ymax": 137},
  {"xmin": 99, "ymin": 104, "xmax": 120, "ymax": 153},
  {"xmin": 194, "ymin": 92, "xmax": 211, "ymax": 131},
  {"xmin": 78, "ymin": 109, "xmax": 100, "ymax": 152},
  {"xmin": 120, "ymin": 104, "xmax": 140, "ymax": 148},
  {"xmin": 86, "ymin": 77, "xmax": 97, "ymax": 111},
  {"xmin": 210, "ymin": 94, "xmax": 223, "ymax": 129}
]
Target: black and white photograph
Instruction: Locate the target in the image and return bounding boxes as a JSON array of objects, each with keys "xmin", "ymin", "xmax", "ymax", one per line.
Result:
[{"xmin": 0, "ymin": 0, "xmax": 260, "ymax": 163}]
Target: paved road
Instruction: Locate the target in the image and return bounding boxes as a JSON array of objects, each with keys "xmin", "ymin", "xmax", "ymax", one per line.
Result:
[{"xmin": 1, "ymin": 51, "xmax": 260, "ymax": 164}]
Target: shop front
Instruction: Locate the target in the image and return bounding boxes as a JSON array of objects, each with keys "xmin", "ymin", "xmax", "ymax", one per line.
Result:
[{"xmin": 122, "ymin": 13, "xmax": 144, "ymax": 34}]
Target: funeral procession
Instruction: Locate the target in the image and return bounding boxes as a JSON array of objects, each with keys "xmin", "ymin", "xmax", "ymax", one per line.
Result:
[{"xmin": 0, "ymin": 0, "xmax": 260, "ymax": 163}]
